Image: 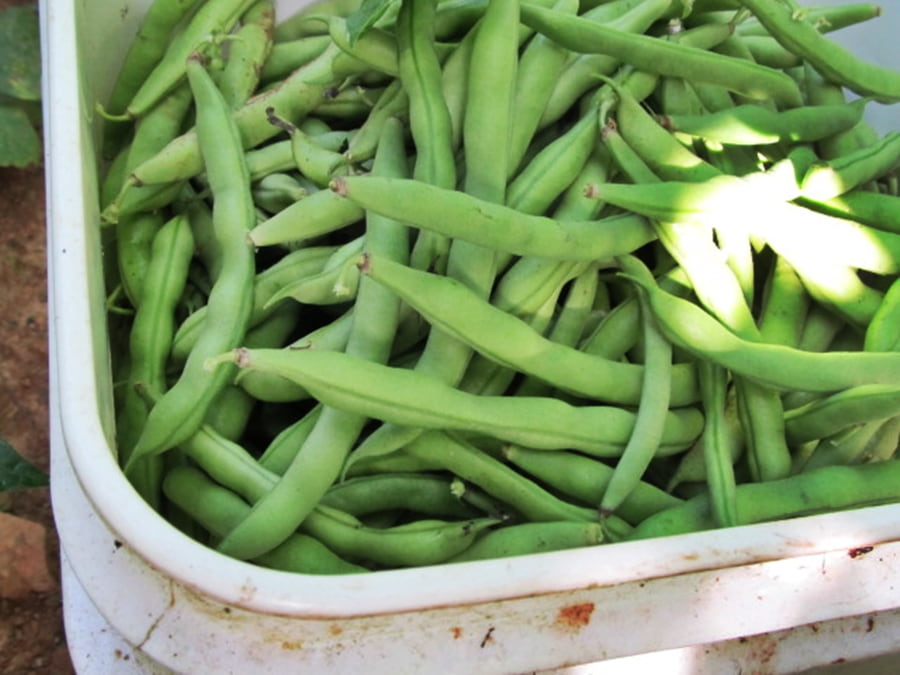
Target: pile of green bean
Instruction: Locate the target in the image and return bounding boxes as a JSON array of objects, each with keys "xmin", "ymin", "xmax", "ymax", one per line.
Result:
[{"xmin": 99, "ymin": 0, "xmax": 900, "ymax": 573}]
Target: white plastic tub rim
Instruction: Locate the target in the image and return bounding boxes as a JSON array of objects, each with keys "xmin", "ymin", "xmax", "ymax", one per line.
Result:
[{"xmin": 43, "ymin": 0, "xmax": 900, "ymax": 625}]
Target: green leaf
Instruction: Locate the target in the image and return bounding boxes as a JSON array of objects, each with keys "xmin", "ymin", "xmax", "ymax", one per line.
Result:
[
  {"xmin": 346, "ymin": 0, "xmax": 394, "ymax": 45},
  {"xmin": 0, "ymin": 437, "xmax": 48, "ymax": 492},
  {"xmin": 0, "ymin": 103, "xmax": 41, "ymax": 167},
  {"xmin": 0, "ymin": 5, "xmax": 42, "ymax": 102}
]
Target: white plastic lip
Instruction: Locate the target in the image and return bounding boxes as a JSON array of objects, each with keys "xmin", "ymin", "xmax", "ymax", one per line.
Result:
[{"xmin": 43, "ymin": 0, "xmax": 900, "ymax": 620}]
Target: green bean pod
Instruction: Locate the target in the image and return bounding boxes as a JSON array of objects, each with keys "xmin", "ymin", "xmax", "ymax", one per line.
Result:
[
  {"xmin": 248, "ymin": 187, "xmax": 364, "ymax": 247},
  {"xmin": 799, "ymin": 132, "xmax": 900, "ymax": 202},
  {"xmin": 736, "ymin": 3, "xmax": 883, "ymax": 38},
  {"xmin": 215, "ymin": 0, "xmax": 276, "ymax": 108},
  {"xmin": 757, "ymin": 256, "xmax": 810, "ymax": 349},
  {"xmin": 503, "ymin": 445, "xmax": 683, "ymax": 525},
  {"xmin": 207, "ymin": 347, "xmax": 705, "ymax": 457},
  {"xmin": 404, "ymin": 431, "xmax": 602, "ymax": 524},
  {"xmin": 801, "ymin": 190, "xmax": 900, "ymax": 236},
  {"xmin": 251, "ymin": 172, "xmax": 310, "ymax": 213},
  {"xmin": 857, "ymin": 416, "xmax": 900, "ymax": 464},
  {"xmin": 332, "ymin": 175, "xmax": 656, "ymax": 261},
  {"xmin": 320, "ymin": 473, "xmax": 477, "ymax": 519},
  {"xmin": 118, "ymin": 0, "xmax": 259, "ymax": 119},
  {"xmin": 117, "ymin": 213, "xmax": 195, "ymax": 506},
  {"xmin": 345, "ymin": 80, "xmax": 409, "ymax": 164},
  {"xmin": 257, "ymin": 404, "xmax": 323, "ymax": 474},
  {"xmin": 214, "ymin": 119, "xmax": 411, "ymax": 562},
  {"xmin": 800, "ymin": 419, "xmax": 893, "ymax": 473},
  {"xmin": 519, "ymin": 3, "xmax": 804, "ymax": 107},
  {"xmin": 126, "ymin": 55, "xmax": 256, "ymax": 469},
  {"xmin": 111, "ymin": 41, "xmax": 374, "ymax": 201},
  {"xmin": 621, "ymin": 261, "xmax": 900, "ymax": 392},
  {"xmin": 259, "ymin": 35, "xmax": 332, "ymax": 83},
  {"xmin": 866, "ymin": 278, "xmax": 900, "ymax": 352},
  {"xmin": 101, "ymin": 0, "xmax": 204, "ymax": 155},
  {"xmin": 599, "ymin": 257, "xmax": 674, "ymax": 516},
  {"xmin": 629, "ymin": 459, "xmax": 900, "ymax": 540},
  {"xmin": 659, "ymin": 98, "xmax": 870, "ymax": 147},
  {"xmin": 359, "ymin": 253, "xmax": 700, "ymax": 406},
  {"xmin": 736, "ymin": 0, "xmax": 900, "ymax": 102},
  {"xmin": 162, "ymin": 466, "xmax": 367, "ymax": 574},
  {"xmin": 171, "ymin": 244, "xmax": 338, "ymax": 362},
  {"xmin": 784, "ymin": 385, "xmax": 900, "ymax": 446},
  {"xmin": 301, "ymin": 506, "xmax": 499, "ymax": 568},
  {"xmin": 445, "ymin": 521, "xmax": 605, "ymax": 563}
]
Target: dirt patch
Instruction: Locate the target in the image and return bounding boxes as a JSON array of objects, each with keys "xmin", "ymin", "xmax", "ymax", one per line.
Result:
[{"xmin": 0, "ymin": 159, "xmax": 74, "ymax": 673}]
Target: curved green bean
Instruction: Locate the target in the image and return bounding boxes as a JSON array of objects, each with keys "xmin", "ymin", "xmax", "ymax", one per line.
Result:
[
  {"xmin": 736, "ymin": 0, "xmax": 900, "ymax": 102},
  {"xmin": 126, "ymin": 54, "xmax": 256, "ymax": 470},
  {"xmin": 629, "ymin": 459, "xmax": 900, "ymax": 540},
  {"xmin": 207, "ymin": 346, "xmax": 705, "ymax": 458},
  {"xmin": 621, "ymin": 262, "xmax": 900, "ymax": 392},
  {"xmin": 519, "ymin": 2, "xmax": 804, "ymax": 107},
  {"xmin": 332, "ymin": 175, "xmax": 656, "ymax": 261},
  {"xmin": 359, "ymin": 253, "xmax": 700, "ymax": 406}
]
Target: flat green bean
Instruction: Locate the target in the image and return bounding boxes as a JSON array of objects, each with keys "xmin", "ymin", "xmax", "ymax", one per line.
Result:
[
  {"xmin": 209, "ymin": 346, "xmax": 705, "ymax": 457},
  {"xmin": 600, "ymin": 256, "xmax": 674, "ymax": 516},
  {"xmin": 519, "ymin": 2, "xmax": 804, "ymax": 107},
  {"xmin": 736, "ymin": 0, "xmax": 900, "ymax": 102},
  {"xmin": 163, "ymin": 466, "xmax": 367, "ymax": 574},
  {"xmin": 126, "ymin": 55, "xmax": 256, "ymax": 469},
  {"xmin": 622, "ymin": 261, "xmax": 900, "ymax": 392},
  {"xmin": 332, "ymin": 175, "xmax": 655, "ymax": 261},
  {"xmin": 360, "ymin": 253, "xmax": 700, "ymax": 406},
  {"xmin": 404, "ymin": 430, "xmax": 601, "ymax": 524},
  {"xmin": 629, "ymin": 460, "xmax": 900, "ymax": 540},
  {"xmin": 445, "ymin": 521, "xmax": 604, "ymax": 563}
]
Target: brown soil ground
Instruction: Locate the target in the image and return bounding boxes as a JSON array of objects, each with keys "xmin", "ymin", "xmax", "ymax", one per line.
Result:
[
  {"xmin": 0, "ymin": 52, "xmax": 76, "ymax": 675},
  {"xmin": 1, "ymin": 0, "xmax": 76, "ymax": 669}
]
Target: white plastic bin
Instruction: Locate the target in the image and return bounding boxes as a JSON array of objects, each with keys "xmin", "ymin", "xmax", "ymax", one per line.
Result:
[{"xmin": 42, "ymin": 1, "xmax": 900, "ymax": 672}]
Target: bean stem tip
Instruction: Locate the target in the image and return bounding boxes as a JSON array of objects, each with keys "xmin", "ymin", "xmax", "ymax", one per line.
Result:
[{"xmin": 330, "ymin": 176, "xmax": 348, "ymax": 196}]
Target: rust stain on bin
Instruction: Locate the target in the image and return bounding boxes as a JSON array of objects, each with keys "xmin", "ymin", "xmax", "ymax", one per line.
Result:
[
  {"xmin": 449, "ymin": 626, "xmax": 463, "ymax": 640},
  {"xmin": 848, "ymin": 545, "xmax": 874, "ymax": 559},
  {"xmin": 555, "ymin": 602, "xmax": 595, "ymax": 631}
]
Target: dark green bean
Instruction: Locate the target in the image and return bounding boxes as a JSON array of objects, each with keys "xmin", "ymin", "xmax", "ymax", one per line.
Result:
[
  {"xmin": 629, "ymin": 459, "xmax": 900, "ymax": 540},
  {"xmin": 519, "ymin": 2, "xmax": 804, "ymax": 107},
  {"xmin": 445, "ymin": 521, "xmax": 604, "ymax": 563},
  {"xmin": 320, "ymin": 473, "xmax": 477, "ymax": 519},
  {"xmin": 736, "ymin": 0, "xmax": 900, "ymax": 102},
  {"xmin": 404, "ymin": 431, "xmax": 602, "ymax": 524},
  {"xmin": 162, "ymin": 465, "xmax": 367, "ymax": 574}
]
